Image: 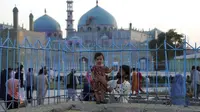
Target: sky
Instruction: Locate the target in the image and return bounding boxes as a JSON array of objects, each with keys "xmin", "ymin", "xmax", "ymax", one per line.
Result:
[{"xmin": 0, "ymin": 0, "xmax": 200, "ymax": 46}]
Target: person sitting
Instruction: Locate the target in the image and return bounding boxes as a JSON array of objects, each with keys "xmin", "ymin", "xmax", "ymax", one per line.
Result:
[{"xmin": 110, "ymin": 65, "xmax": 131, "ymax": 103}]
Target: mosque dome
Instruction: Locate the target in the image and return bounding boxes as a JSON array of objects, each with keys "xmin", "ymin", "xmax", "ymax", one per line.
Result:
[
  {"xmin": 34, "ymin": 14, "xmax": 61, "ymax": 32},
  {"xmin": 78, "ymin": 5, "xmax": 117, "ymax": 29}
]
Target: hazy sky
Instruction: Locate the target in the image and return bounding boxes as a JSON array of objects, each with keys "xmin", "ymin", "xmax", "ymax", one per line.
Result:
[{"xmin": 0, "ymin": 0, "xmax": 200, "ymax": 46}]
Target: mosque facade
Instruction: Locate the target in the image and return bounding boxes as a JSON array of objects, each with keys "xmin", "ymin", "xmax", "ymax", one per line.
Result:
[
  {"xmin": 0, "ymin": 1, "xmax": 163, "ymax": 71},
  {"xmin": 61, "ymin": 1, "xmax": 162, "ymax": 71}
]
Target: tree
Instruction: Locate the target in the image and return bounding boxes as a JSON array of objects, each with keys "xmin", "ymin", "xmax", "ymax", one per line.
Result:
[{"xmin": 149, "ymin": 29, "xmax": 184, "ymax": 62}]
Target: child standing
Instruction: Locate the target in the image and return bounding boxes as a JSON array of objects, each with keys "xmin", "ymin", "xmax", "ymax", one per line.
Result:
[{"xmin": 91, "ymin": 52, "xmax": 113, "ymax": 104}]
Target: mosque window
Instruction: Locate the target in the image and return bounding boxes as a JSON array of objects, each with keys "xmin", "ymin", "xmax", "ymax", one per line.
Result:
[
  {"xmin": 104, "ymin": 27, "xmax": 107, "ymax": 31},
  {"xmin": 54, "ymin": 33, "xmax": 57, "ymax": 37},
  {"xmin": 68, "ymin": 41, "xmax": 72, "ymax": 46},
  {"xmin": 47, "ymin": 33, "xmax": 51, "ymax": 37},
  {"xmin": 97, "ymin": 27, "xmax": 101, "ymax": 31},
  {"xmin": 80, "ymin": 27, "xmax": 84, "ymax": 32},
  {"xmin": 59, "ymin": 34, "xmax": 62, "ymax": 38},
  {"xmin": 76, "ymin": 42, "xmax": 80, "ymax": 47},
  {"xmin": 87, "ymin": 27, "xmax": 92, "ymax": 31}
]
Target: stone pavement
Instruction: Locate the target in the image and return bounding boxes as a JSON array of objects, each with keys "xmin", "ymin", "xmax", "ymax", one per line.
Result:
[{"xmin": 7, "ymin": 101, "xmax": 200, "ymax": 112}]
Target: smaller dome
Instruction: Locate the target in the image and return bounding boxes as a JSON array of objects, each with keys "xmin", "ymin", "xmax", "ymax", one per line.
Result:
[
  {"xmin": 13, "ymin": 7, "xmax": 18, "ymax": 12},
  {"xmin": 34, "ymin": 14, "xmax": 61, "ymax": 32}
]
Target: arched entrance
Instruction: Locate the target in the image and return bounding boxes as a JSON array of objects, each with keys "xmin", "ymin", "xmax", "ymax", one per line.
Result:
[
  {"xmin": 139, "ymin": 57, "xmax": 147, "ymax": 71},
  {"xmin": 79, "ymin": 57, "xmax": 89, "ymax": 71}
]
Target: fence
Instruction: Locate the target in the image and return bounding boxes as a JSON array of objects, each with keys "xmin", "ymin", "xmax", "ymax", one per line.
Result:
[{"xmin": 0, "ymin": 35, "xmax": 200, "ymax": 111}]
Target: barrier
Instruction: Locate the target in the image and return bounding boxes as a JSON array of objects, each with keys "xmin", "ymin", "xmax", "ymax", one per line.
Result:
[{"xmin": 0, "ymin": 34, "xmax": 199, "ymax": 111}]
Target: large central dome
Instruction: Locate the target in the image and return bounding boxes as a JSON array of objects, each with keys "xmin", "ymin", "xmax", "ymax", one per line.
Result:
[{"xmin": 78, "ymin": 5, "xmax": 117, "ymax": 29}]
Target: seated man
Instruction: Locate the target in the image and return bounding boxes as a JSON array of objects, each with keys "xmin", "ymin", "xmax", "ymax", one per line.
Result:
[{"xmin": 108, "ymin": 65, "xmax": 131, "ymax": 103}]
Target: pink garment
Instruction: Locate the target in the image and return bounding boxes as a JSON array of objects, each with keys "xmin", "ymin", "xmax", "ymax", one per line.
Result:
[
  {"xmin": 7, "ymin": 78, "xmax": 22, "ymax": 102},
  {"xmin": 86, "ymin": 72, "xmax": 93, "ymax": 83}
]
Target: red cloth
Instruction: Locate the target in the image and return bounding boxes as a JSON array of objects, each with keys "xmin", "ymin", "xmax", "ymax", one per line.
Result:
[
  {"xmin": 137, "ymin": 72, "xmax": 142, "ymax": 82},
  {"xmin": 91, "ymin": 65, "xmax": 109, "ymax": 92},
  {"xmin": 86, "ymin": 71, "xmax": 93, "ymax": 83}
]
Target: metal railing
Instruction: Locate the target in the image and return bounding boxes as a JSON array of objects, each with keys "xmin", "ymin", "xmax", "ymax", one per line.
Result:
[{"xmin": 0, "ymin": 36, "xmax": 199, "ymax": 111}]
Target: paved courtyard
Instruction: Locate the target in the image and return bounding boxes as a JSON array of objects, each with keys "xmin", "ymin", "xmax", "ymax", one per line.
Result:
[
  {"xmin": 7, "ymin": 101, "xmax": 200, "ymax": 112},
  {"xmin": 1, "ymin": 89, "xmax": 199, "ymax": 112}
]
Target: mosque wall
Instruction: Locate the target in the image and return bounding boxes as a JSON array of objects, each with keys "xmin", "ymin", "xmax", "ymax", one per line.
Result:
[
  {"xmin": 67, "ymin": 30, "xmax": 131, "ymax": 46},
  {"xmin": 17, "ymin": 30, "xmax": 46, "ymax": 45},
  {"xmin": 58, "ymin": 51, "xmax": 153, "ymax": 71},
  {"xmin": 130, "ymin": 30, "xmax": 149, "ymax": 43},
  {"xmin": 1, "ymin": 29, "xmax": 18, "ymax": 69},
  {"xmin": 78, "ymin": 24, "xmax": 116, "ymax": 32},
  {"xmin": 45, "ymin": 31, "xmax": 63, "ymax": 39},
  {"xmin": 17, "ymin": 30, "xmax": 46, "ymax": 69}
]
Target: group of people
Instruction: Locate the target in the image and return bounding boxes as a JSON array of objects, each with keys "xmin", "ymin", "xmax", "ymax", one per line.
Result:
[
  {"xmin": 82, "ymin": 52, "xmax": 145, "ymax": 104},
  {"xmin": 0, "ymin": 52, "xmax": 146, "ymax": 109},
  {"xmin": 0, "ymin": 65, "xmax": 49, "ymax": 109},
  {"xmin": 189, "ymin": 65, "xmax": 200, "ymax": 98},
  {"xmin": 0, "ymin": 65, "xmax": 25, "ymax": 109}
]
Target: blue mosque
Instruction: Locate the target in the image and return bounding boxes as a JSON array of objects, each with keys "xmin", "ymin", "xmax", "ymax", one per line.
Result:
[
  {"xmin": 0, "ymin": 0, "xmax": 163, "ymax": 71},
  {"xmin": 33, "ymin": 9, "xmax": 63, "ymax": 39}
]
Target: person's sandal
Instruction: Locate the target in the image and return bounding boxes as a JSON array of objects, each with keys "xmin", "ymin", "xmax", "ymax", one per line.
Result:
[
  {"xmin": 100, "ymin": 100, "xmax": 107, "ymax": 104},
  {"xmin": 96, "ymin": 101, "xmax": 101, "ymax": 104}
]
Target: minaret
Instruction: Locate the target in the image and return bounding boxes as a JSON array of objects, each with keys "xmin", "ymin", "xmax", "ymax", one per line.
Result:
[
  {"xmin": 129, "ymin": 23, "xmax": 132, "ymax": 30},
  {"xmin": 13, "ymin": 6, "xmax": 18, "ymax": 30},
  {"xmin": 29, "ymin": 13, "xmax": 34, "ymax": 31},
  {"xmin": 66, "ymin": 0, "xmax": 74, "ymax": 35}
]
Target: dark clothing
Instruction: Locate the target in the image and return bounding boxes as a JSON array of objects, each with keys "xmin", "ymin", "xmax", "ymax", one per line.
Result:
[
  {"xmin": 26, "ymin": 86, "xmax": 32, "ymax": 101},
  {"xmin": 15, "ymin": 72, "xmax": 23, "ymax": 88},
  {"xmin": 83, "ymin": 82, "xmax": 91, "ymax": 101},
  {"xmin": 0, "ymin": 70, "xmax": 9, "ymax": 100},
  {"xmin": 196, "ymin": 84, "xmax": 200, "ymax": 98},
  {"xmin": 67, "ymin": 72, "xmax": 77, "ymax": 89},
  {"xmin": 26, "ymin": 72, "xmax": 34, "ymax": 87},
  {"xmin": 6, "ymin": 94, "xmax": 19, "ymax": 110}
]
